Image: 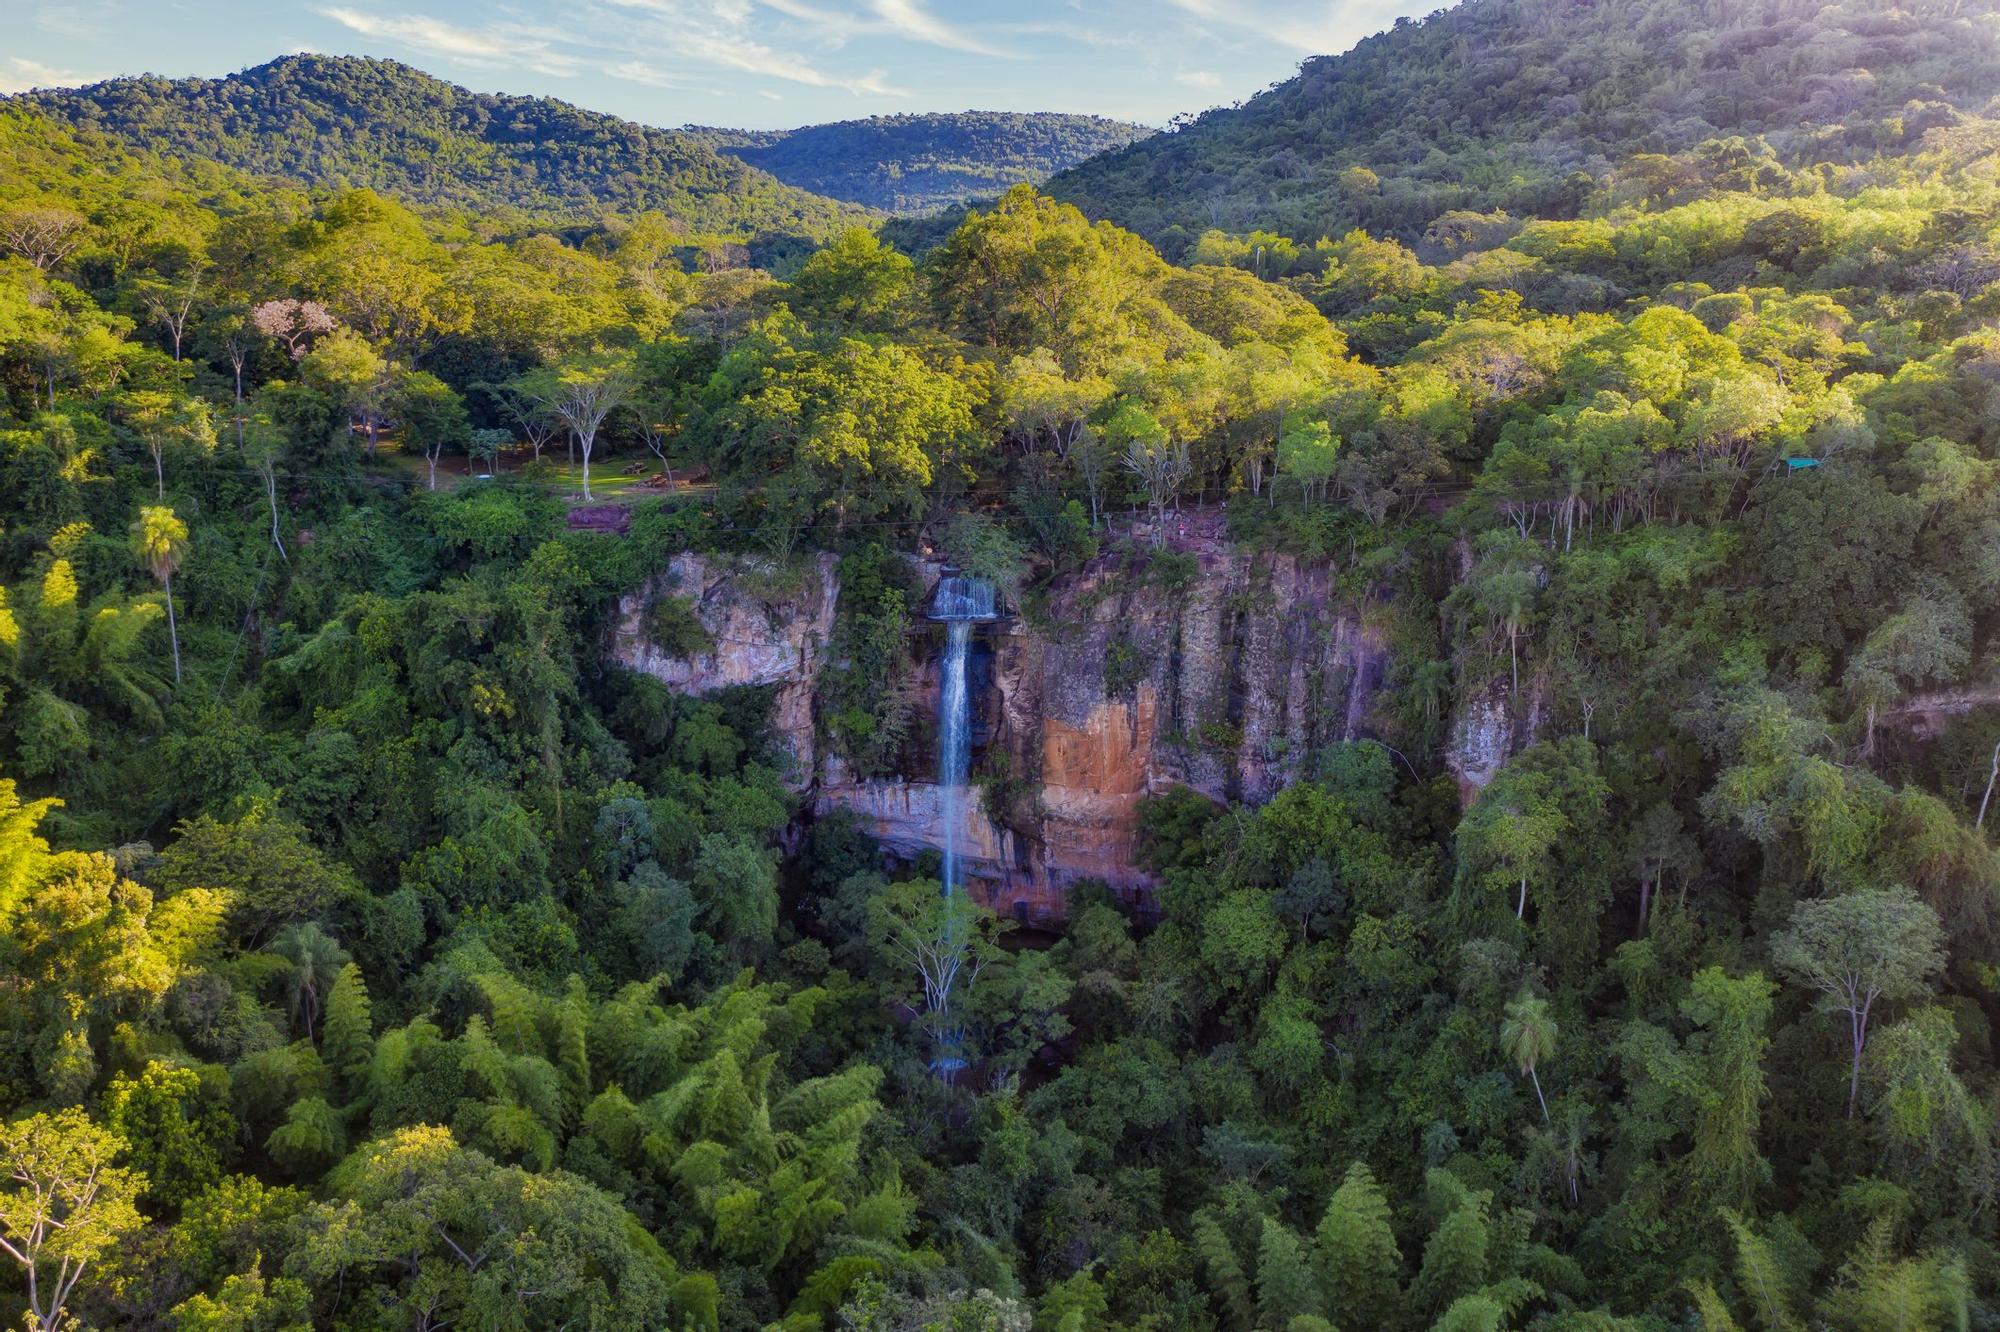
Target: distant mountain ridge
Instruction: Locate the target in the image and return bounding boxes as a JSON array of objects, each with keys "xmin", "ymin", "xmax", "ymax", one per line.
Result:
[
  {"xmin": 12, "ymin": 54, "xmax": 873, "ymax": 245},
  {"xmin": 1049, "ymin": 0, "xmax": 2000, "ymax": 257},
  {"xmin": 10, "ymin": 55, "xmax": 1151, "ymax": 246},
  {"xmin": 690, "ymin": 112, "xmax": 1153, "ymax": 214}
]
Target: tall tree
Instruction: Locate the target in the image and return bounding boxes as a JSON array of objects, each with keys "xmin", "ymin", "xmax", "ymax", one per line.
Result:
[
  {"xmin": 1315, "ymin": 1162, "xmax": 1402, "ymax": 1326},
  {"xmin": 0, "ymin": 205, "xmax": 88, "ymax": 273},
  {"xmin": 0, "ymin": 1108, "xmax": 145, "ymax": 1332},
  {"xmin": 1773, "ymin": 887, "xmax": 1945, "ymax": 1117},
  {"xmin": 1456, "ymin": 765, "xmax": 1567, "ymax": 921},
  {"xmin": 300, "ymin": 328, "xmax": 389, "ymax": 460},
  {"xmin": 789, "ymin": 227, "xmax": 914, "ymax": 331},
  {"xmin": 240, "ymin": 397, "xmax": 290, "ymax": 561},
  {"xmin": 1844, "ymin": 596, "xmax": 1971, "ymax": 758},
  {"xmin": 119, "ymin": 391, "xmax": 214, "ymax": 497},
  {"xmin": 866, "ymin": 878, "xmax": 1008, "ymax": 1069},
  {"xmin": 391, "ymin": 370, "xmax": 469, "ymax": 491},
  {"xmin": 545, "ymin": 353, "xmax": 635, "ymax": 501},
  {"xmin": 1682, "ymin": 968, "xmax": 1777, "ymax": 1210},
  {"xmin": 250, "ymin": 297, "xmax": 336, "ymax": 361},
  {"xmin": 1501, "ymin": 990, "xmax": 1558, "ymax": 1126},
  {"xmin": 496, "ymin": 374, "xmax": 564, "ymax": 464},
  {"xmin": 135, "ymin": 261, "xmax": 205, "ymax": 363},
  {"xmin": 129, "ymin": 505, "xmax": 188, "ymax": 684},
  {"xmin": 265, "ymin": 923, "xmax": 350, "ymax": 1044},
  {"xmin": 322, "ymin": 962, "xmax": 375, "ymax": 1098},
  {"xmin": 1106, "ymin": 402, "xmax": 1186, "ymax": 544}
]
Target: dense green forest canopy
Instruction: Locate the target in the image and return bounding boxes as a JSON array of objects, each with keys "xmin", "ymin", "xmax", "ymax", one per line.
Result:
[
  {"xmin": 12, "ymin": 54, "xmax": 874, "ymax": 255},
  {"xmin": 692, "ymin": 113, "xmax": 1154, "ymax": 214},
  {"xmin": 5, "ymin": 0, "xmax": 2000, "ymax": 1327},
  {"xmin": 1052, "ymin": 0, "xmax": 2000, "ymax": 259}
]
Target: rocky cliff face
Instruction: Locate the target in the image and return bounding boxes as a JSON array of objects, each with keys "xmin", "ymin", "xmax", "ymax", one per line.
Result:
[
  {"xmin": 611, "ymin": 546, "xmax": 1391, "ymax": 921},
  {"xmin": 1442, "ymin": 678, "xmax": 1551, "ymax": 806},
  {"xmin": 609, "ymin": 552, "xmax": 839, "ymax": 785},
  {"xmin": 953, "ymin": 547, "xmax": 1390, "ymax": 919}
]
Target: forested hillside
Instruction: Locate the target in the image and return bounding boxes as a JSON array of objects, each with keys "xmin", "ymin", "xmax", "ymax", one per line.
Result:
[
  {"xmin": 1053, "ymin": 0, "xmax": 2000, "ymax": 257},
  {"xmin": 5, "ymin": 0, "xmax": 2000, "ymax": 1327},
  {"xmin": 12, "ymin": 55, "xmax": 872, "ymax": 251},
  {"xmin": 695, "ymin": 112, "xmax": 1153, "ymax": 213}
]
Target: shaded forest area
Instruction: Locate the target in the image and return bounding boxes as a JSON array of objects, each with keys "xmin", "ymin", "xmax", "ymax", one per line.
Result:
[{"xmin": 3, "ymin": 0, "xmax": 2000, "ymax": 1327}]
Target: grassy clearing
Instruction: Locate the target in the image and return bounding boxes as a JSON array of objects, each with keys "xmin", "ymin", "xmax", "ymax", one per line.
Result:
[{"xmin": 365, "ymin": 438, "xmax": 704, "ymax": 505}]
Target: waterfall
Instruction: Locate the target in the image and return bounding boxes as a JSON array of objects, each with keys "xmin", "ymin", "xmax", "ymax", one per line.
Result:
[
  {"xmin": 939, "ymin": 618, "xmax": 974, "ymax": 894},
  {"xmin": 927, "ymin": 576, "xmax": 995, "ymax": 1079},
  {"xmin": 931, "ymin": 576, "xmax": 996, "ymax": 897}
]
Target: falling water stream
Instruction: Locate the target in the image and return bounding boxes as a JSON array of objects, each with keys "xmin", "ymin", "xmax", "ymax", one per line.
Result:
[
  {"xmin": 928, "ymin": 575, "xmax": 995, "ymax": 1076},
  {"xmin": 933, "ymin": 576, "xmax": 995, "ymax": 892}
]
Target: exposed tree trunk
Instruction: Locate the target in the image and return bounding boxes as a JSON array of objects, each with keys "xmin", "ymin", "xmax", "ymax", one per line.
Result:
[
  {"xmin": 1517, "ymin": 876, "xmax": 1528, "ymax": 919},
  {"xmin": 1977, "ymin": 740, "xmax": 2000, "ymax": 829},
  {"xmin": 163, "ymin": 572, "xmax": 181, "ymax": 684},
  {"xmin": 1847, "ymin": 993, "xmax": 1874, "ymax": 1118},
  {"xmin": 263, "ymin": 462, "xmax": 288, "ymax": 562},
  {"xmin": 1529, "ymin": 1064, "xmax": 1551, "ymax": 1126}
]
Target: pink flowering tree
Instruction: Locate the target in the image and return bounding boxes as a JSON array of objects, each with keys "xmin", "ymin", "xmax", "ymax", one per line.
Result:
[{"xmin": 251, "ymin": 299, "xmax": 337, "ymax": 360}]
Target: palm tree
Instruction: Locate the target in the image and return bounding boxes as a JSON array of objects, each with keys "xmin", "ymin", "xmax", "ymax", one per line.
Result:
[
  {"xmin": 1500, "ymin": 990, "xmax": 1558, "ymax": 1127},
  {"xmin": 1494, "ymin": 575, "xmax": 1533, "ymax": 699},
  {"xmin": 129, "ymin": 506, "xmax": 188, "ymax": 684},
  {"xmin": 1472, "ymin": 561, "xmax": 1536, "ymax": 701},
  {"xmin": 266, "ymin": 923, "xmax": 349, "ymax": 1043}
]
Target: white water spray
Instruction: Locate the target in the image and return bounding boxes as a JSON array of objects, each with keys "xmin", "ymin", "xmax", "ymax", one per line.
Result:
[
  {"xmin": 928, "ymin": 575, "xmax": 995, "ymax": 1076},
  {"xmin": 931, "ymin": 575, "xmax": 996, "ymax": 897}
]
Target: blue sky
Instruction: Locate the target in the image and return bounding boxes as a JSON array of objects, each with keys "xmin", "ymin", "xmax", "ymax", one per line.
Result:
[{"xmin": 1, "ymin": 0, "xmax": 1434, "ymax": 130}]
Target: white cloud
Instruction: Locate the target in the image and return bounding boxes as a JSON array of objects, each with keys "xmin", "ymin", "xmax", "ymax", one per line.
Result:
[
  {"xmin": 867, "ymin": 0, "xmax": 1011, "ymax": 56},
  {"xmin": 316, "ymin": 7, "xmax": 585, "ymax": 76},
  {"xmin": 1163, "ymin": 0, "xmax": 1408, "ymax": 56},
  {"xmin": 0, "ymin": 56, "xmax": 97, "ymax": 94},
  {"xmin": 682, "ymin": 30, "xmax": 902, "ymax": 94},
  {"xmin": 30, "ymin": 2, "xmax": 120, "ymax": 42},
  {"xmin": 599, "ymin": 0, "xmax": 905, "ymax": 95},
  {"xmin": 990, "ymin": 19, "xmax": 1140, "ymax": 52},
  {"xmin": 1175, "ymin": 69, "xmax": 1222, "ymax": 89},
  {"xmin": 605, "ymin": 59, "xmax": 694, "ymax": 89},
  {"xmin": 757, "ymin": 0, "xmax": 858, "ymax": 29}
]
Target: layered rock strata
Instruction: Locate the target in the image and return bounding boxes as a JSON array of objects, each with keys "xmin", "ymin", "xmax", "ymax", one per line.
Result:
[{"xmin": 613, "ymin": 548, "xmax": 1392, "ymax": 920}]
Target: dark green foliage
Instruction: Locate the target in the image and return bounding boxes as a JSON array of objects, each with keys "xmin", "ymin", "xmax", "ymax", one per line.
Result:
[
  {"xmin": 1052, "ymin": 0, "xmax": 2000, "ymax": 257},
  {"xmin": 820, "ymin": 545, "xmax": 918, "ymax": 778},
  {"xmin": 8, "ymin": 10, "xmax": 2000, "ymax": 1329},
  {"xmin": 698, "ymin": 111, "xmax": 1153, "ymax": 214},
  {"xmin": 644, "ymin": 592, "xmax": 714, "ymax": 659},
  {"xmin": 22, "ymin": 54, "xmax": 870, "ymax": 245}
]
